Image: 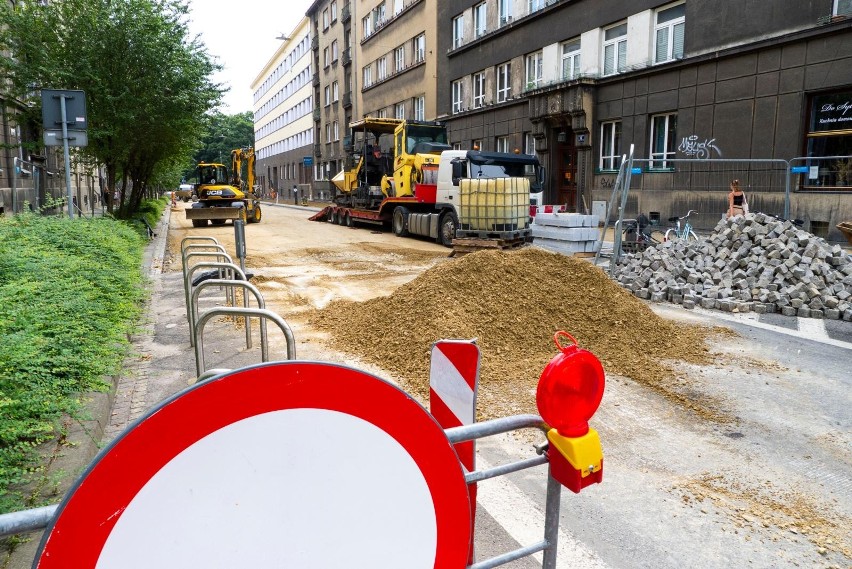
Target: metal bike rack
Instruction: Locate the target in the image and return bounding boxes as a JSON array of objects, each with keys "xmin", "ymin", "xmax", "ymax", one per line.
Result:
[
  {"xmin": 180, "ymin": 236, "xmax": 220, "ymax": 251},
  {"xmin": 191, "ymin": 279, "xmax": 267, "ymax": 354},
  {"xmin": 183, "ymin": 262, "xmax": 247, "ymax": 347},
  {"xmin": 183, "ymin": 251, "xmax": 235, "ymax": 304},
  {"xmin": 193, "ymin": 307, "xmax": 296, "ymax": 378},
  {"xmin": 181, "ymin": 243, "xmax": 229, "ymax": 268}
]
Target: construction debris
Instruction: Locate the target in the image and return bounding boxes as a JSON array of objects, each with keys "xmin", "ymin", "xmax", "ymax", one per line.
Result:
[{"xmin": 611, "ymin": 213, "xmax": 852, "ymax": 320}]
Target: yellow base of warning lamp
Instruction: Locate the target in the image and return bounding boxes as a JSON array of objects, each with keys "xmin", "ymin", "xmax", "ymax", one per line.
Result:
[{"xmin": 536, "ymin": 331, "xmax": 605, "ymax": 494}]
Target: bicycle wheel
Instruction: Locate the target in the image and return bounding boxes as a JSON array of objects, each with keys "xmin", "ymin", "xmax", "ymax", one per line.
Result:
[
  {"xmin": 649, "ymin": 229, "xmax": 666, "ymax": 244},
  {"xmin": 664, "ymin": 229, "xmax": 677, "ymax": 242},
  {"xmin": 686, "ymin": 230, "xmax": 699, "ymax": 243}
]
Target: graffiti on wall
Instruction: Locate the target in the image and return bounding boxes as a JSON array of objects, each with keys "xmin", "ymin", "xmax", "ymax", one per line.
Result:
[{"xmin": 678, "ymin": 135, "xmax": 722, "ymax": 159}]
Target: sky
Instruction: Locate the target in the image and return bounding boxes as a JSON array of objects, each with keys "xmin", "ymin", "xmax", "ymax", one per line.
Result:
[{"xmin": 186, "ymin": 0, "xmax": 313, "ymax": 115}]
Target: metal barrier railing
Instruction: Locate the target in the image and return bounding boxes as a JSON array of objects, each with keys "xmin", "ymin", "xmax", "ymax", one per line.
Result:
[{"xmin": 194, "ymin": 307, "xmax": 296, "ymax": 377}]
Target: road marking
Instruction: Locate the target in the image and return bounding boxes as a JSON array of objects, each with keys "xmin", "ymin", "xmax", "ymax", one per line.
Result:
[
  {"xmin": 796, "ymin": 316, "xmax": 829, "ymax": 342},
  {"xmin": 475, "ymin": 453, "xmax": 609, "ymax": 568}
]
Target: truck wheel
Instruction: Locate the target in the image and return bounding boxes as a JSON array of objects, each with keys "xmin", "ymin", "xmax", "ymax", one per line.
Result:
[
  {"xmin": 211, "ymin": 219, "xmax": 226, "ymax": 226},
  {"xmin": 439, "ymin": 210, "xmax": 458, "ymax": 247},
  {"xmin": 392, "ymin": 206, "xmax": 410, "ymax": 237},
  {"xmin": 251, "ymin": 205, "xmax": 262, "ymax": 223},
  {"xmin": 331, "ymin": 210, "xmax": 339, "ymax": 224},
  {"xmin": 337, "ymin": 210, "xmax": 347, "ymax": 226},
  {"xmin": 345, "ymin": 211, "xmax": 353, "ymax": 227},
  {"xmin": 191, "ymin": 219, "xmax": 207, "ymax": 228}
]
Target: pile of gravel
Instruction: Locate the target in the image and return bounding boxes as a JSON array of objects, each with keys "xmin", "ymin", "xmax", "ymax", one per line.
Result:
[{"xmin": 612, "ymin": 213, "xmax": 852, "ymax": 320}]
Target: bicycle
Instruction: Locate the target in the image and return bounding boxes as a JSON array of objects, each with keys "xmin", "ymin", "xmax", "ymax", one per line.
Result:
[
  {"xmin": 621, "ymin": 213, "xmax": 666, "ymax": 252},
  {"xmin": 664, "ymin": 209, "xmax": 699, "ymax": 243}
]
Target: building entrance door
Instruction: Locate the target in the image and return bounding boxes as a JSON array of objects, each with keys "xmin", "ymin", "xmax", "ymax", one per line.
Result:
[{"xmin": 557, "ymin": 134, "xmax": 577, "ymax": 210}]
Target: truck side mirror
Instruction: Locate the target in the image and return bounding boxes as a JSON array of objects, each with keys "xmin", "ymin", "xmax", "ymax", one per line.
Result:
[{"xmin": 452, "ymin": 160, "xmax": 465, "ymax": 186}]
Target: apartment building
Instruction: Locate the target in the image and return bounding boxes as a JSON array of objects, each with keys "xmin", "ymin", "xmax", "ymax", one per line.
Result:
[
  {"xmin": 251, "ymin": 18, "xmax": 314, "ymax": 196},
  {"xmin": 437, "ymin": 0, "xmax": 852, "ymax": 235},
  {"xmin": 308, "ymin": 0, "xmax": 354, "ymax": 189},
  {"xmin": 357, "ymin": 0, "xmax": 436, "ymax": 121}
]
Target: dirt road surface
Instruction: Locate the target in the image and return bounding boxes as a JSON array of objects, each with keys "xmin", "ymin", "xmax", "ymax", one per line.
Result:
[{"xmin": 162, "ymin": 201, "xmax": 850, "ymax": 569}]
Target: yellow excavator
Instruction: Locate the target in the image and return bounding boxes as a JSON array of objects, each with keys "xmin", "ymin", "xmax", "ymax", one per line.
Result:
[{"xmin": 185, "ymin": 147, "xmax": 262, "ymax": 227}]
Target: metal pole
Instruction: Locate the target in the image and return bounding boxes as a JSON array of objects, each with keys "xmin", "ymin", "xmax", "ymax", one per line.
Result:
[
  {"xmin": 11, "ymin": 157, "xmax": 17, "ymax": 214},
  {"xmin": 540, "ymin": 471, "xmax": 563, "ymax": 569},
  {"xmin": 784, "ymin": 159, "xmax": 791, "ymax": 220},
  {"xmin": 59, "ymin": 95, "xmax": 74, "ymax": 219}
]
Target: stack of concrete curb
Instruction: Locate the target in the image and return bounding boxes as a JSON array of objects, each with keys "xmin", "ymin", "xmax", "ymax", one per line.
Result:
[
  {"xmin": 612, "ymin": 213, "xmax": 852, "ymax": 320},
  {"xmin": 532, "ymin": 212, "xmax": 599, "ymax": 255}
]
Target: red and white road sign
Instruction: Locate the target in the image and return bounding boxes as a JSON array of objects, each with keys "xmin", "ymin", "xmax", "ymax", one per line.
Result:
[
  {"xmin": 35, "ymin": 362, "xmax": 471, "ymax": 569},
  {"xmin": 429, "ymin": 339, "xmax": 480, "ymax": 563}
]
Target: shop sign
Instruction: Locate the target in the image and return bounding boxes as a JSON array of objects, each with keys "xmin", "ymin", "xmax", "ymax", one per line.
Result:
[{"xmin": 812, "ymin": 93, "xmax": 852, "ymax": 132}]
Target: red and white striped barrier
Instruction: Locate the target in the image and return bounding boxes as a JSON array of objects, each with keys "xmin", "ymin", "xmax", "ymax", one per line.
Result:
[
  {"xmin": 530, "ymin": 204, "xmax": 568, "ymax": 217},
  {"xmin": 430, "ymin": 339, "xmax": 480, "ymax": 564}
]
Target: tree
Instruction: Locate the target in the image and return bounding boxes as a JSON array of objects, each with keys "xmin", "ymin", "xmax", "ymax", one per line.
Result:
[
  {"xmin": 181, "ymin": 111, "xmax": 255, "ymax": 182},
  {"xmin": 0, "ymin": 0, "xmax": 223, "ymax": 217}
]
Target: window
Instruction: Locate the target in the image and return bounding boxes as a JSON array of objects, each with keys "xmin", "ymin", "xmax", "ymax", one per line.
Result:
[
  {"xmin": 395, "ymin": 46, "xmax": 405, "ymax": 72},
  {"xmin": 499, "ymin": 0, "xmax": 513, "ymax": 25},
  {"xmin": 836, "ymin": 0, "xmax": 852, "ymax": 14},
  {"xmin": 414, "ymin": 95, "xmax": 425, "ymax": 120},
  {"xmin": 332, "ymin": 40, "xmax": 339, "ymax": 62},
  {"xmin": 363, "ymin": 65, "xmax": 373, "ymax": 87},
  {"xmin": 325, "ymin": 123, "xmax": 331, "ymax": 143},
  {"xmin": 529, "ymin": 0, "xmax": 545, "ymax": 12},
  {"xmin": 333, "ymin": 121, "xmax": 340, "ymax": 141},
  {"xmin": 472, "ymin": 139, "xmax": 483, "ymax": 151},
  {"xmin": 599, "ymin": 120, "xmax": 621, "ymax": 170},
  {"xmin": 395, "ymin": 102, "xmax": 406, "ymax": 119},
  {"xmin": 323, "ymin": 8, "xmax": 329, "ymax": 29},
  {"xmin": 373, "ymin": 3, "xmax": 386, "ymax": 28},
  {"xmin": 452, "ymin": 14, "xmax": 465, "ymax": 49},
  {"xmin": 362, "ymin": 15, "xmax": 373, "ymax": 38},
  {"xmin": 413, "ymin": 34, "xmax": 426, "ymax": 63},
  {"xmin": 324, "ymin": 47, "xmax": 330, "ymax": 67},
  {"xmin": 496, "ymin": 62, "xmax": 511, "ymax": 102},
  {"xmin": 655, "ymin": 4, "xmax": 685, "ymax": 64},
  {"xmin": 650, "ymin": 113, "xmax": 677, "ymax": 169},
  {"xmin": 474, "ymin": 3, "xmax": 487, "ymax": 37},
  {"xmin": 452, "ymin": 79, "xmax": 464, "ymax": 113},
  {"xmin": 377, "ymin": 56, "xmax": 387, "ymax": 80},
  {"xmin": 333, "ymin": 80, "xmax": 339, "ymax": 101},
  {"xmin": 394, "ymin": 0, "xmax": 403, "ymax": 14},
  {"xmin": 472, "ymin": 72, "xmax": 486, "ymax": 108},
  {"xmin": 377, "ymin": 108, "xmax": 387, "ymax": 118},
  {"xmin": 324, "ymin": 85, "xmax": 331, "ymax": 106},
  {"xmin": 496, "ymin": 136, "xmax": 509, "ymax": 153},
  {"xmin": 525, "ymin": 50, "xmax": 543, "ymax": 89},
  {"xmin": 524, "ymin": 132, "xmax": 537, "ymax": 174},
  {"xmin": 331, "ymin": 0, "xmax": 338, "ymax": 21},
  {"xmin": 561, "ymin": 39, "xmax": 581, "ymax": 80},
  {"xmin": 603, "ymin": 23, "xmax": 627, "ymax": 75}
]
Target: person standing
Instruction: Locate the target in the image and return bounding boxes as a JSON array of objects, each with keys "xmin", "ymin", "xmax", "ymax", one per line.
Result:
[{"xmin": 727, "ymin": 179, "xmax": 747, "ymax": 218}]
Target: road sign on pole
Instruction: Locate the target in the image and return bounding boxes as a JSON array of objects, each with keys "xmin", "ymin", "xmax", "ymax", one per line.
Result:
[
  {"xmin": 41, "ymin": 89, "xmax": 88, "ymax": 219},
  {"xmin": 34, "ymin": 362, "xmax": 472, "ymax": 568}
]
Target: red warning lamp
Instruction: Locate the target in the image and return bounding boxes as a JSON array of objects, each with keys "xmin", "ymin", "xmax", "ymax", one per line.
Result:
[{"xmin": 536, "ymin": 331, "xmax": 605, "ymax": 493}]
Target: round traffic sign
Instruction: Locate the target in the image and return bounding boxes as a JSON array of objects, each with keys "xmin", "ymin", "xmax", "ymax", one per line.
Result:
[{"xmin": 35, "ymin": 362, "xmax": 471, "ymax": 568}]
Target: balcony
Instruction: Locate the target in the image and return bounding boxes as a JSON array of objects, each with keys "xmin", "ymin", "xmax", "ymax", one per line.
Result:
[
  {"xmin": 314, "ymin": 143, "xmax": 322, "ymax": 158},
  {"xmin": 342, "ymin": 91, "xmax": 352, "ymax": 108},
  {"xmin": 312, "ymin": 72, "xmax": 320, "ymax": 87},
  {"xmin": 342, "ymin": 2, "xmax": 351, "ymax": 22},
  {"xmin": 311, "ymin": 35, "xmax": 318, "ymax": 51},
  {"xmin": 342, "ymin": 47, "xmax": 351, "ymax": 67},
  {"xmin": 313, "ymin": 107, "xmax": 321, "ymax": 121}
]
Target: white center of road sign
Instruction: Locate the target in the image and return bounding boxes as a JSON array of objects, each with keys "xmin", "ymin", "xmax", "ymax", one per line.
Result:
[{"xmin": 98, "ymin": 410, "xmax": 436, "ymax": 567}]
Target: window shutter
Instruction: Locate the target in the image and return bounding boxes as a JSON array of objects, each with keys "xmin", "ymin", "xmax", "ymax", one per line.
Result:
[
  {"xmin": 617, "ymin": 41, "xmax": 627, "ymax": 72},
  {"xmin": 673, "ymin": 22, "xmax": 685, "ymax": 59},
  {"xmin": 655, "ymin": 28, "xmax": 668, "ymax": 63},
  {"xmin": 604, "ymin": 44, "xmax": 614, "ymax": 75}
]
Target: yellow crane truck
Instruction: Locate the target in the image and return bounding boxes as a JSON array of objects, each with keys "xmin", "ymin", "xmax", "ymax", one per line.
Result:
[
  {"xmin": 185, "ymin": 147, "xmax": 262, "ymax": 227},
  {"xmin": 311, "ymin": 118, "xmax": 544, "ymax": 247}
]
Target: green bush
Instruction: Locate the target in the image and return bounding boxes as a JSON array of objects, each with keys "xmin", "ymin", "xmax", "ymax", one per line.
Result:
[{"xmin": 0, "ymin": 211, "xmax": 145, "ymax": 513}]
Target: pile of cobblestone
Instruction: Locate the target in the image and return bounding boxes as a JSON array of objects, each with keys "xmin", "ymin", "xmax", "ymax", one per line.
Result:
[{"xmin": 612, "ymin": 213, "xmax": 852, "ymax": 320}]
